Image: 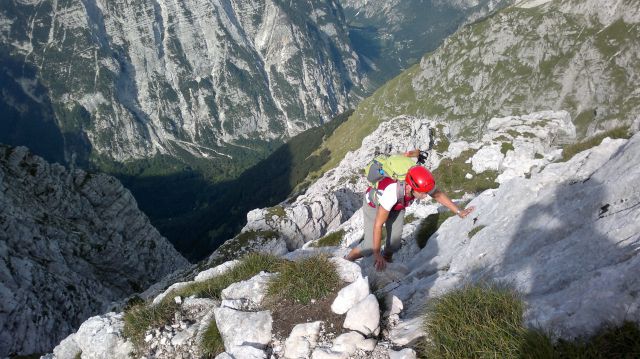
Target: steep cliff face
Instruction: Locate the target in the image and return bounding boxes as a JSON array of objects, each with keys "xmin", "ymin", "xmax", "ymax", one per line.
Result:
[
  {"xmin": 0, "ymin": 0, "xmax": 363, "ymax": 164},
  {"xmin": 0, "ymin": 145, "xmax": 188, "ymax": 356}
]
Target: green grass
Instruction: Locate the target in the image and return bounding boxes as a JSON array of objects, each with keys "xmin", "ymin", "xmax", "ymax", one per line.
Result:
[
  {"xmin": 169, "ymin": 252, "xmax": 283, "ymax": 300},
  {"xmin": 468, "ymin": 225, "xmax": 486, "ymax": 239},
  {"xmin": 267, "ymin": 255, "xmax": 341, "ymax": 304},
  {"xmin": 421, "ymin": 283, "xmax": 640, "ymax": 358},
  {"xmin": 501, "ymin": 142, "xmax": 515, "ymax": 155},
  {"xmin": 554, "ymin": 321, "xmax": 640, "ymax": 358},
  {"xmin": 200, "ymin": 319, "xmax": 225, "ymax": 358},
  {"xmin": 123, "ymin": 300, "xmax": 179, "ymax": 352},
  {"xmin": 432, "ymin": 150, "xmax": 499, "ymax": 197},
  {"xmin": 311, "ymin": 230, "xmax": 345, "ymax": 247},
  {"xmin": 561, "ymin": 127, "xmax": 631, "ymax": 162},
  {"xmin": 421, "ymin": 283, "xmax": 549, "ymax": 358}
]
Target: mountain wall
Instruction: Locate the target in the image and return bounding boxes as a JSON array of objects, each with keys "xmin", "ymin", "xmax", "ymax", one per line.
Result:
[
  {"xmin": 0, "ymin": 145, "xmax": 189, "ymax": 356},
  {"xmin": 0, "ymin": 0, "xmax": 363, "ymax": 165}
]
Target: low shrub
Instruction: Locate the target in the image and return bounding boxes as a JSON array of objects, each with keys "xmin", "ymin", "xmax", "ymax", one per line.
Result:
[{"xmin": 267, "ymin": 255, "xmax": 340, "ymax": 304}]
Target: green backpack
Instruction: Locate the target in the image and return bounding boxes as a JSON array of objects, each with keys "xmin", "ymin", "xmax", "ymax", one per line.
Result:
[{"xmin": 364, "ymin": 154, "xmax": 416, "ymax": 203}]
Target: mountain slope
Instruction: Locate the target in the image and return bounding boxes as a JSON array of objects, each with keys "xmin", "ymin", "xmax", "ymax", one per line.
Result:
[
  {"xmin": 0, "ymin": 0, "xmax": 363, "ymax": 166},
  {"xmin": 0, "ymin": 145, "xmax": 188, "ymax": 356},
  {"xmin": 316, "ymin": 0, "xmax": 640, "ymax": 174},
  {"xmin": 342, "ymin": 0, "xmax": 509, "ymax": 89}
]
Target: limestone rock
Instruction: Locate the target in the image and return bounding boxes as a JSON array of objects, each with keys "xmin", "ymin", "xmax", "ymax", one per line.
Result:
[
  {"xmin": 213, "ymin": 308, "xmax": 272, "ymax": 351},
  {"xmin": 221, "ymin": 272, "xmax": 276, "ymax": 309},
  {"xmin": 283, "ymin": 321, "xmax": 322, "ymax": 359},
  {"xmin": 331, "ymin": 276, "xmax": 370, "ymax": 315},
  {"xmin": 343, "ymin": 294, "xmax": 380, "ymax": 336}
]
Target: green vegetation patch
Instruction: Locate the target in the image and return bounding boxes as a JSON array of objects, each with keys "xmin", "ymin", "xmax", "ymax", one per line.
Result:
[
  {"xmin": 266, "ymin": 206, "xmax": 286, "ymax": 222},
  {"xmin": 311, "ymin": 230, "xmax": 345, "ymax": 247},
  {"xmin": 416, "ymin": 211, "xmax": 455, "ymax": 248},
  {"xmin": 267, "ymin": 255, "xmax": 341, "ymax": 305},
  {"xmin": 123, "ymin": 300, "xmax": 179, "ymax": 352},
  {"xmin": 432, "ymin": 150, "xmax": 498, "ymax": 196},
  {"xmin": 561, "ymin": 126, "xmax": 631, "ymax": 162},
  {"xmin": 123, "ymin": 252, "xmax": 283, "ymax": 353},
  {"xmin": 501, "ymin": 142, "xmax": 515, "ymax": 155},
  {"xmin": 421, "ymin": 283, "xmax": 640, "ymax": 358},
  {"xmin": 404, "ymin": 213, "xmax": 418, "ymax": 224},
  {"xmin": 421, "ymin": 283, "xmax": 542, "ymax": 358},
  {"xmin": 468, "ymin": 225, "xmax": 486, "ymax": 239},
  {"xmin": 200, "ymin": 319, "xmax": 225, "ymax": 358},
  {"xmin": 171, "ymin": 252, "xmax": 283, "ymax": 300}
]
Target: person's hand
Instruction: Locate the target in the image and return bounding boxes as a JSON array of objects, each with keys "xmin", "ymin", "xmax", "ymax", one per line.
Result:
[
  {"xmin": 457, "ymin": 206, "xmax": 475, "ymax": 218},
  {"xmin": 374, "ymin": 252, "xmax": 387, "ymax": 271}
]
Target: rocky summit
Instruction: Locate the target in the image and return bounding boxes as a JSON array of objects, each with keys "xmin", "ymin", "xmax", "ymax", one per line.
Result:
[
  {"xmin": 45, "ymin": 110, "xmax": 639, "ymax": 358},
  {"xmin": 0, "ymin": 145, "xmax": 188, "ymax": 356}
]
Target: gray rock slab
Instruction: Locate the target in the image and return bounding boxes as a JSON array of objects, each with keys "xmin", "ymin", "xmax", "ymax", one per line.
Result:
[
  {"xmin": 389, "ymin": 317, "xmax": 425, "ymax": 347},
  {"xmin": 213, "ymin": 308, "xmax": 272, "ymax": 351}
]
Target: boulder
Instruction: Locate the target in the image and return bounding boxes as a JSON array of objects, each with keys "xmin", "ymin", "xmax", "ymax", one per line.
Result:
[
  {"xmin": 343, "ymin": 294, "xmax": 380, "ymax": 336},
  {"xmin": 213, "ymin": 308, "xmax": 272, "ymax": 351},
  {"xmin": 331, "ymin": 276, "xmax": 370, "ymax": 314}
]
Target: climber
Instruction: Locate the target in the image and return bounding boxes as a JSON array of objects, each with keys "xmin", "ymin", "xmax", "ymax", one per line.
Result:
[{"xmin": 345, "ymin": 150, "xmax": 474, "ymax": 271}]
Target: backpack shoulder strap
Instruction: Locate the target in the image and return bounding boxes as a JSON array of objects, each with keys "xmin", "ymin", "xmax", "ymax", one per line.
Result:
[{"xmin": 396, "ymin": 180, "xmax": 405, "ymax": 204}]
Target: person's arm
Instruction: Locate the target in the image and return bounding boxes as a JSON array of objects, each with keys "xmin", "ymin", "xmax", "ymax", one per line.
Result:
[
  {"xmin": 373, "ymin": 206, "xmax": 390, "ymax": 271},
  {"xmin": 431, "ymin": 189, "xmax": 474, "ymax": 218}
]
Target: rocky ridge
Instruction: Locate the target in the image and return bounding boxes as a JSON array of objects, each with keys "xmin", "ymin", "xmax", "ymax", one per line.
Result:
[{"xmin": 0, "ymin": 145, "xmax": 189, "ymax": 356}]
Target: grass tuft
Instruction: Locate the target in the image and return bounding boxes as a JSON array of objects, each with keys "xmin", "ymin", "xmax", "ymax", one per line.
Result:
[
  {"xmin": 421, "ymin": 283, "xmax": 535, "ymax": 358},
  {"xmin": 432, "ymin": 150, "xmax": 498, "ymax": 197},
  {"xmin": 416, "ymin": 212, "xmax": 455, "ymax": 248},
  {"xmin": 421, "ymin": 283, "xmax": 640, "ymax": 358},
  {"xmin": 123, "ymin": 252, "xmax": 283, "ymax": 354},
  {"xmin": 200, "ymin": 319, "xmax": 225, "ymax": 358},
  {"xmin": 169, "ymin": 252, "xmax": 283, "ymax": 300},
  {"xmin": 311, "ymin": 230, "xmax": 345, "ymax": 247},
  {"xmin": 123, "ymin": 300, "xmax": 179, "ymax": 352},
  {"xmin": 267, "ymin": 255, "xmax": 341, "ymax": 304},
  {"xmin": 561, "ymin": 127, "xmax": 631, "ymax": 161}
]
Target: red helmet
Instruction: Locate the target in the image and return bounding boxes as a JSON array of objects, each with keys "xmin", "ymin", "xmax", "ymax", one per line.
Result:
[{"xmin": 406, "ymin": 166, "xmax": 435, "ymax": 193}]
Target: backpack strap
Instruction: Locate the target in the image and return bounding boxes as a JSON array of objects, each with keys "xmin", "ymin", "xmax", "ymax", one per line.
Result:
[{"xmin": 396, "ymin": 180, "xmax": 406, "ymax": 205}]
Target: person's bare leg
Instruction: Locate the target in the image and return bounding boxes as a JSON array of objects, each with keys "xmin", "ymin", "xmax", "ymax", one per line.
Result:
[{"xmin": 345, "ymin": 247, "xmax": 363, "ymax": 261}]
